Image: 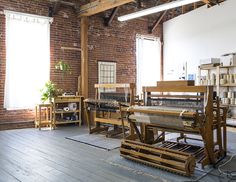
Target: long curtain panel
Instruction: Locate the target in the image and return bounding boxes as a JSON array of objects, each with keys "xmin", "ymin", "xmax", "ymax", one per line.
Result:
[
  {"xmin": 4, "ymin": 11, "xmax": 52, "ymax": 109},
  {"xmin": 136, "ymin": 35, "xmax": 161, "ymax": 97}
]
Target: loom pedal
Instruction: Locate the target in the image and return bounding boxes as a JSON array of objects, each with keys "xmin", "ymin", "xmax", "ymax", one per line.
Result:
[{"xmin": 120, "ymin": 140, "xmax": 196, "ymax": 176}]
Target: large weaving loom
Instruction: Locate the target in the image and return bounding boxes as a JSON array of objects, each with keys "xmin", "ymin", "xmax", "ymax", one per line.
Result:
[
  {"xmin": 120, "ymin": 84, "xmax": 228, "ymax": 176},
  {"xmin": 84, "ymin": 83, "xmax": 135, "ymax": 137}
]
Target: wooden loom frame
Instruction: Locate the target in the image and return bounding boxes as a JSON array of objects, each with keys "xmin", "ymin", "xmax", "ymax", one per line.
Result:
[
  {"xmin": 85, "ymin": 83, "xmax": 135, "ymax": 137},
  {"xmin": 120, "ymin": 85, "xmax": 227, "ymax": 176}
]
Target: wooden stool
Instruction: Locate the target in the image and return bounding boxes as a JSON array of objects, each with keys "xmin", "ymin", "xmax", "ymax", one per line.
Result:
[{"xmin": 35, "ymin": 103, "xmax": 53, "ymax": 130}]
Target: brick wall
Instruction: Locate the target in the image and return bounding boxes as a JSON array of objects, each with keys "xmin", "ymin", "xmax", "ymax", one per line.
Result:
[
  {"xmin": 0, "ymin": 0, "xmax": 80, "ymax": 124},
  {"xmin": 0, "ymin": 0, "xmax": 161, "ymax": 127},
  {"xmin": 88, "ymin": 12, "xmax": 161, "ymax": 98}
]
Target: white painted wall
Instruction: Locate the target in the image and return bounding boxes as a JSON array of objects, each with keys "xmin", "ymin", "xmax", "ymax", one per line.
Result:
[{"xmin": 163, "ymin": 0, "xmax": 236, "ymax": 80}]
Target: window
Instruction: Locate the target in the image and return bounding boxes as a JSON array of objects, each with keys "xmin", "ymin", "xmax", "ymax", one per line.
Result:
[
  {"xmin": 98, "ymin": 61, "xmax": 116, "ymax": 92},
  {"xmin": 136, "ymin": 34, "xmax": 161, "ymax": 96},
  {"xmin": 4, "ymin": 11, "xmax": 52, "ymax": 109}
]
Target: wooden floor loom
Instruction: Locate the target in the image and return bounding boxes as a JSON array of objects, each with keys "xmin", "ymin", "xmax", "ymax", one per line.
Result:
[
  {"xmin": 84, "ymin": 83, "xmax": 135, "ymax": 137},
  {"xmin": 120, "ymin": 85, "xmax": 228, "ymax": 176}
]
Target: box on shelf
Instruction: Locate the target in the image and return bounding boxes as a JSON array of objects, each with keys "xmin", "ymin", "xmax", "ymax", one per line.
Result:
[
  {"xmin": 200, "ymin": 58, "xmax": 220, "ymax": 65},
  {"xmin": 220, "ymin": 54, "xmax": 236, "ymax": 66}
]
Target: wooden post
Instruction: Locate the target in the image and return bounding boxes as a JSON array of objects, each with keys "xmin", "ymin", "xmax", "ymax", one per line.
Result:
[{"xmin": 81, "ymin": 17, "xmax": 89, "ymax": 99}]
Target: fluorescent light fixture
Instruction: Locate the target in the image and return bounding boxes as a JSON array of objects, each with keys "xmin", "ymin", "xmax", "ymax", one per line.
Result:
[{"xmin": 118, "ymin": 0, "xmax": 201, "ymax": 21}]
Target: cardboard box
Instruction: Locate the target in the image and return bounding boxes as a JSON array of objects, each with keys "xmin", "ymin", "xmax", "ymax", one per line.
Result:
[
  {"xmin": 220, "ymin": 54, "xmax": 236, "ymax": 66},
  {"xmin": 200, "ymin": 58, "xmax": 220, "ymax": 65}
]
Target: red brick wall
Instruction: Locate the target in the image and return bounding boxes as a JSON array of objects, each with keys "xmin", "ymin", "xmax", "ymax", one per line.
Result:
[
  {"xmin": 0, "ymin": 0, "xmax": 80, "ymax": 123},
  {"xmin": 88, "ymin": 13, "xmax": 161, "ymax": 98},
  {"xmin": 0, "ymin": 0, "xmax": 161, "ymax": 125}
]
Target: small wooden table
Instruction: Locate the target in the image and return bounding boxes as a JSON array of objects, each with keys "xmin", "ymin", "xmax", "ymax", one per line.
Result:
[{"xmin": 35, "ymin": 103, "xmax": 53, "ymax": 130}]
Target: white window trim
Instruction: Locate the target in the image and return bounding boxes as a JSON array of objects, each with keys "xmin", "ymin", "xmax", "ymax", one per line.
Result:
[
  {"xmin": 136, "ymin": 34, "xmax": 161, "ymax": 97},
  {"xmin": 4, "ymin": 10, "xmax": 53, "ymax": 23},
  {"xmin": 98, "ymin": 61, "xmax": 117, "ymax": 93},
  {"xmin": 98, "ymin": 61, "xmax": 117, "ymax": 84}
]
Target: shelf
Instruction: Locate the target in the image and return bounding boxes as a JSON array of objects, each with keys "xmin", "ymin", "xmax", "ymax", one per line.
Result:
[
  {"xmin": 199, "ymin": 66, "xmax": 217, "ymax": 70},
  {"xmin": 220, "ymin": 65, "xmax": 236, "ymax": 68},
  {"xmin": 52, "ymin": 96, "xmax": 83, "ymax": 128},
  {"xmin": 220, "ymin": 84, "xmax": 236, "ymax": 87},
  {"xmin": 54, "ymin": 109, "xmax": 80, "ymax": 114},
  {"xmin": 35, "ymin": 120, "xmax": 52, "ymax": 124},
  {"xmin": 221, "ymin": 104, "xmax": 236, "ymax": 107},
  {"xmin": 53, "ymin": 96, "xmax": 83, "ymax": 103},
  {"xmin": 55, "ymin": 120, "xmax": 81, "ymax": 124},
  {"xmin": 199, "ymin": 63, "xmax": 220, "ymax": 70},
  {"xmin": 199, "ymin": 84, "xmax": 217, "ymax": 87},
  {"xmin": 199, "ymin": 65, "xmax": 236, "ymax": 70}
]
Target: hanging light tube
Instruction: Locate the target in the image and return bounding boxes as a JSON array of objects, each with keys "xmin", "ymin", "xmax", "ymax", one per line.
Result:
[{"xmin": 118, "ymin": 0, "xmax": 201, "ymax": 21}]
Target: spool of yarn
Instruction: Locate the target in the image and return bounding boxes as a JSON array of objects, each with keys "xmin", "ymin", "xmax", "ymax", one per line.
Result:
[
  {"xmin": 223, "ymin": 92, "xmax": 228, "ymax": 98},
  {"xmin": 210, "ymin": 73, "xmax": 216, "ymax": 80},
  {"xmin": 232, "ymin": 92, "xmax": 235, "ymax": 99},
  {"xmin": 223, "ymin": 74, "xmax": 227, "ymax": 80},
  {"xmin": 229, "ymin": 74, "xmax": 234, "ymax": 84},
  {"xmin": 68, "ymin": 103, "xmax": 77, "ymax": 111},
  {"xmin": 63, "ymin": 107, "xmax": 70, "ymax": 112},
  {"xmin": 228, "ymin": 92, "xmax": 233, "ymax": 98},
  {"xmin": 224, "ymin": 98, "xmax": 230, "ymax": 105},
  {"xmin": 220, "ymin": 79, "xmax": 226, "ymax": 85},
  {"xmin": 231, "ymin": 98, "xmax": 235, "ymax": 105},
  {"xmin": 226, "ymin": 75, "xmax": 230, "ymax": 83}
]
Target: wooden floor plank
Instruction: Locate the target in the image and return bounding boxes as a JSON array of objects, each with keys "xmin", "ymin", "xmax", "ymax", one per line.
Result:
[
  {"xmin": 0, "ymin": 157, "xmax": 50, "ymax": 182},
  {"xmin": 0, "ymin": 133, "xmax": 110, "ymax": 182},
  {"xmin": 2, "ymin": 126, "xmax": 233, "ymax": 182},
  {"xmin": 0, "ymin": 127, "xmax": 139, "ymax": 182},
  {"xmin": 10, "ymin": 129, "xmax": 132, "ymax": 181},
  {"xmin": 0, "ymin": 168, "xmax": 21, "ymax": 182}
]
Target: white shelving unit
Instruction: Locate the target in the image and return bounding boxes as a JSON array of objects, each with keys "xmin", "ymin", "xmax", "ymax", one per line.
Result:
[{"xmin": 198, "ymin": 64, "xmax": 236, "ymax": 126}]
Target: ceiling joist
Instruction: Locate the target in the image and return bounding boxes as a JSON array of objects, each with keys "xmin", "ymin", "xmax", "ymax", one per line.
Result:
[
  {"xmin": 149, "ymin": 10, "xmax": 168, "ymax": 33},
  {"xmin": 104, "ymin": 7, "xmax": 119, "ymax": 26},
  {"xmin": 79, "ymin": 0, "xmax": 135, "ymax": 17},
  {"xmin": 49, "ymin": 0, "xmax": 77, "ymax": 16},
  {"xmin": 201, "ymin": 0, "xmax": 212, "ymax": 6},
  {"xmin": 52, "ymin": 0, "xmax": 62, "ymax": 16}
]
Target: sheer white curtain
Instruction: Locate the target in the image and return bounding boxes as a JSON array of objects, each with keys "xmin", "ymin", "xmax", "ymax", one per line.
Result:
[
  {"xmin": 136, "ymin": 34, "xmax": 161, "ymax": 97},
  {"xmin": 4, "ymin": 11, "xmax": 52, "ymax": 110}
]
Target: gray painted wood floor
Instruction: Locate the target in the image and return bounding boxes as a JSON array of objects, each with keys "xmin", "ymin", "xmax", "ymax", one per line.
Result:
[{"xmin": 0, "ymin": 126, "xmax": 235, "ymax": 182}]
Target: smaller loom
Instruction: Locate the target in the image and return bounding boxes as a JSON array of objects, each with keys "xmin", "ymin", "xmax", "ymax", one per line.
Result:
[{"xmin": 84, "ymin": 83, "xmax": 135, "ymax": 137}]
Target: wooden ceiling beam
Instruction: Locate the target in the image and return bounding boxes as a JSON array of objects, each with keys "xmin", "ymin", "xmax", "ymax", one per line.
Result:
[{"xmin": 79, "ymin": 0, "xmax": 135, "ymax": 17}]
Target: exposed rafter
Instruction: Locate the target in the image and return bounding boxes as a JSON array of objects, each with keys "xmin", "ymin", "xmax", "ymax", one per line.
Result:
[
  {"xmin": 79, "ymin": 0, "xmax": 135, "ymax": 17},
  {"xmin": 148, "ymin": 10, "xmax": 168, "ymax": 34},
  {"xmin": 104, "ymin": 7, "xmax": 119, "ymax": 26},
  {"xmin": 49, "ymin": 0, "xmax": 76, "ymax": 8},
  {"xmin": 201, "ymin": 0, "xmax": 212, "ymax": 6},
  {"xmin": 49, "ymin": 0, "xmax": 77, "ymax": 16},
  {"xmin": 52, "ymin": 0, "xmax": 62, "ymax": 16}
]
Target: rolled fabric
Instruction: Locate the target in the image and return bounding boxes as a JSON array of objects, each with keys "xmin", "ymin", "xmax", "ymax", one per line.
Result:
[{"xmin": 228, "ymin": 92, "xmax": 233, "ymax": 98}]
